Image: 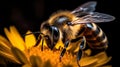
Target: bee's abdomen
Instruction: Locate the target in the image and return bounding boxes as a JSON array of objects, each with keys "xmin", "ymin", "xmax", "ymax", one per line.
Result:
[{"xmin": 84, "ymin": 23, "xmax": 108, "ymax": 49}]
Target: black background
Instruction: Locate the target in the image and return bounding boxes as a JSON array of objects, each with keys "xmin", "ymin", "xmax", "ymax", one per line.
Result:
[{"xmin": 0, "ymin": 0, "xmax": 118, "ymax": 66}]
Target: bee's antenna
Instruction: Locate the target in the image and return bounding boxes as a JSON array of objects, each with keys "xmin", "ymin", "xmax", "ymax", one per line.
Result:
[{"xmin": 23, "ymin": 31, "xmax": 43, "ymax": 37}]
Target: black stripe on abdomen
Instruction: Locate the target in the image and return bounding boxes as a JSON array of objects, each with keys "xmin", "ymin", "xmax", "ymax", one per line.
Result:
[{"xmin": 84, "ymin": 23, "xmax": 108, "ymax": 49}]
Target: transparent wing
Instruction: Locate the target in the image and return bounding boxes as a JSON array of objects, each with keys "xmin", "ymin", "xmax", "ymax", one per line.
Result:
[
  {"xmin": 71, "ymin": 1, "xmax": 97, "ymax": 14},
  {"xmin": 71, "ymin": 12, "xmax": 115, "ymax": 24}
]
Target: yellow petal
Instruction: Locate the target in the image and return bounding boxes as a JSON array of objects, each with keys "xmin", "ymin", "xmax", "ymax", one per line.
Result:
[
  {"xmin": 94, "ymin": 52, "xmax": 108, "ymax": 63},
  {"xmin": 10, "ymin": 26, "xmax": 25, "ymax": 51},
  {"xmin": 93, "ymin": 52, "xmax": 112, "ymax": 67},
  {"xmin": 0, "ymin": 35, "xmax": 11, "ymax": 53},
  {"xmin": 95, "ymin": 57, "xmax": 112, "ymax": 67},
  {"xmin": 4, "ymin": 28, "xmax": 24, "ymax": 50},
  {"xmin": 0, "ymin": 50, "xmax": 20, "ymax": 63},
  {"xmin": 25, "ymin": 31, "xmax": 36, "ymax": 49},
  {"xmin": 0, "ymin": 35, "xmax": 12, "ymax": 48},
  {"xmin": 4, "ymin": 26, "xmax": 25, "ymax": 51},
  {"xmin": 79, "ymin": 56, "xmax": 98, "ymax": 66},
  {"xmin": 4, "ymin": 28, "xmax": 17, "ymax": 48},
  {"xmin": 0, "ymin": 43, "xmax": 12, "ymax": 54},
  {"xmin": 11, "ymin": 47, "xmax": 29, "ymax": 64}
]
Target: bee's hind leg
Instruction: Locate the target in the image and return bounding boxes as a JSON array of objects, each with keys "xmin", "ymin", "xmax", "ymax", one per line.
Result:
[
  {"xmin": 76, "ymin": 36, "xmax": 86, "ymax": 67},
  {"xmin": 59, "ymin": 40, "xmax": 69, "ymax": 62}
]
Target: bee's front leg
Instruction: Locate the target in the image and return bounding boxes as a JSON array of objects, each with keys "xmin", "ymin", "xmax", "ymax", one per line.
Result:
[{"xmin": 34, "ymin": 34, "xmax": 44, "ymax": 51}]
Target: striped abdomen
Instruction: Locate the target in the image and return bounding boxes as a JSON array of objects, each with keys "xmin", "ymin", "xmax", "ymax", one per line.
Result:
[{"xmin": 84, "ymin": 23, "xmax": 108, "ymax": 49}]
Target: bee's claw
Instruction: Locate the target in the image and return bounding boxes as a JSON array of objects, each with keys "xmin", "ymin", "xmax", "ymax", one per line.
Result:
[
  {"xmin": 59, "ymin": 56, "xmax": 62, "ymax": 62},
  {"xmin": 77, "ymin": 60, "xmax": 81, "ymax": 67}
]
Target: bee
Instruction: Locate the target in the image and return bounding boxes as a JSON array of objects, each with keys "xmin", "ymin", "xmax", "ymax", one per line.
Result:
[{"xmin": 26, "ymin": 1, "xmax": 115, "ymax": 67}]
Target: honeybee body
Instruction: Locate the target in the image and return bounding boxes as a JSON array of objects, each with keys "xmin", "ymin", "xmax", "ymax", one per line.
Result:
[
  {"xmin": 33, "ymin": 1, "xmax": 115, "ymax": 67},
  {"xmin": 47, "ymin": 11, "xmax": 108, "ymax": 50}
]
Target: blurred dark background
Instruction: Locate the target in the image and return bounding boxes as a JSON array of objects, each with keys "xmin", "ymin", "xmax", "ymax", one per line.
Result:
[{"xmin": 0, "ymin": 0, "xmax": 118, "ymax": 66}]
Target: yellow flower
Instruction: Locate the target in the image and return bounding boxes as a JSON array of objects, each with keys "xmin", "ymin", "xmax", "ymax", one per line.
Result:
[{"xmin": 0, "ymin": 26, "xmax": 112, "ymax": 67}]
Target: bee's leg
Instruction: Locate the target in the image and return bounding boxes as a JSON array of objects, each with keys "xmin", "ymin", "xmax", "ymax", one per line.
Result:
[
  {"xmin": 77, "ymin": 37, "xmax": 86, "ymax": 67},
  {"xmin": 77, "ymin": 49, "xmax": 82, "ymax": 67},
  {"xmin": 59, "ymin": 40, "xmax": 69, "ymax": 62},
  {"xmin": 34, "ymin": 35, "xmax": 44, "ymax": 51}
]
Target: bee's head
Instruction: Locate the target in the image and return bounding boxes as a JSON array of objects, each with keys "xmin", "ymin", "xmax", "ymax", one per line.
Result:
[{"xmin": 40, "ymin": 22, "xmax": 60, "ymax": 50}]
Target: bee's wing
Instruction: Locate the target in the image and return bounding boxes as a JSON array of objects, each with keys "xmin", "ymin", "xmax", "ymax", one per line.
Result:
[
  {"xmin": 71, "ymin": 1, "xmax": 97, "ymax": 14},
  {"xmin": 72, "ymin": 12, "xmax": 115, "ymax": 24}
]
